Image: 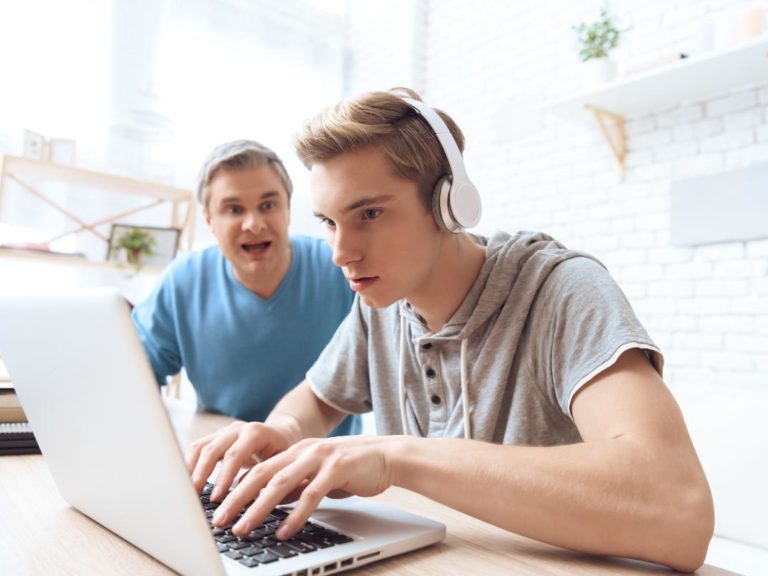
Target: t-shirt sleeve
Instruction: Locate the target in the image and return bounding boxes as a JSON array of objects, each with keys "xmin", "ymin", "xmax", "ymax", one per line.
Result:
[
  {"xmin": 535, "ymin": 257, "xmax": 664, "ymax": 418},
  {"xmin": 306, "ymin": 295, "xmax": 373, "ymax": 415},
  {"xmin": 131, "ymin": 271, "xmax": 183, "ymax": 386}
]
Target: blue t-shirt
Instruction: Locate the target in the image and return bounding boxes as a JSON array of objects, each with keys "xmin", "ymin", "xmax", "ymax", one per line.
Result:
[{"xmin": 132, "ymin": 235, "xmax": 359, "ymax": 435}]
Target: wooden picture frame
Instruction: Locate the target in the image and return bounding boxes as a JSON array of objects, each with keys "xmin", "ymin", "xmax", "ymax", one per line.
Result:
[
  {"xmin": 23, "ymin": 130, "xmax": 45, "ymax": 160},
  {"xmin": 48, "ymin": 138, "xmax": 76, "ymax": 165}
]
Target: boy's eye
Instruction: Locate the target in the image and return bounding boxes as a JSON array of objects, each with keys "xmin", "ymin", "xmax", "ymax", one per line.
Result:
[
  {"xmin": 319, "ymin": 217, "xmax": 336, "ymax": 229},
  {"xmin": 226, "ymin": 206, "xmax": 243, "ymax": 214},
  {"xmin": 362, "ymin": 209, "xmax": 381, "ymax": 220}
]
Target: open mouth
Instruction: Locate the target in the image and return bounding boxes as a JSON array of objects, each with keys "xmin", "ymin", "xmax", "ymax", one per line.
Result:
[{"xmin": 241, "ymin": 241, "xmax": 271, "ymax": 253}]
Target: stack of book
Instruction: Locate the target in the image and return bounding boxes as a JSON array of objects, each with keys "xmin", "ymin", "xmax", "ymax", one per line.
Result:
[
  {"xmin": 0, "ymin": 421, "xmax": 39, "ymax": 455},
  {"xmin": 0, "ymin": 370, "xmax": 40, "ymax": 455}
]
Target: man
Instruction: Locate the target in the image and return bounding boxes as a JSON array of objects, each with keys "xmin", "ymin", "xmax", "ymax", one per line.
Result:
[
  {"xmin": 187, "ymin": 93, "xmax": 713, "ymax": 571},
  {"xmin": 132, "ymin": 140, "xmax": 359, "ymax": 435}
]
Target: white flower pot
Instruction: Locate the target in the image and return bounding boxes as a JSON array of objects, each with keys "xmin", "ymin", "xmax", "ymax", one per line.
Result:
[{"xmin": 583, "ymin": 57, "xmax": 617, "ymax": 89}]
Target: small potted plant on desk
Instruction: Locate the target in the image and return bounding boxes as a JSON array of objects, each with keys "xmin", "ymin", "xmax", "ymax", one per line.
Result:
[
  {"xmin": 111, "ymin": 227, "xmax": 157, "ymax": 270},
  {"xmin": 573, "ymin": 5, "xmax": 626, "ymax": 88}
]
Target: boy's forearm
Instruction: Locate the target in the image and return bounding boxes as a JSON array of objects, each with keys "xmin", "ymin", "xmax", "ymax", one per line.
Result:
[
  {"xmin": 388, "ymin": 435, "xmax": 711, "ymax": 572},
  {"xmin": 265, "ymin": 380, "xmax": 345, "ymax": 441}
]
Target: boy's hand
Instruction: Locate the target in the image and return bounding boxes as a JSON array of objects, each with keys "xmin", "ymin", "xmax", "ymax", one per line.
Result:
[
  {"xmin": 211, "ymin": 435, "xmax": 400, "ymax": 540},
  {"xmin": 186, "ymin": 419, "xmax": 297, "ymax": 501}
]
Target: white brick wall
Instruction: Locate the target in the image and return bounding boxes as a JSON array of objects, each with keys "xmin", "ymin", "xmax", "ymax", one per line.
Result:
[
  {"xmin": 343, "ymin": 0, "xmax": 425, "ymax": 94},
  {"xmin": 345, "ymin": 0, "xmax": 768, "ymax": 408}
]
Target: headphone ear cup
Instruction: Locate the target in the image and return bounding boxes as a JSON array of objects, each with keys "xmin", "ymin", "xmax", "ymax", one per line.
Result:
[
  {"xmin": 402, "ymin": 96, "xmax": 481, "ymax": 231},
  {"xmin": 431, "ymin": 177, "xmax": 454, "ymax": 232}
]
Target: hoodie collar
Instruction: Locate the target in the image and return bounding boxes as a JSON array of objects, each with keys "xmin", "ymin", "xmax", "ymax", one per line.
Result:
[{"xmin": 399, "ymin": 230, "xmax": 586, "ymax": 341}]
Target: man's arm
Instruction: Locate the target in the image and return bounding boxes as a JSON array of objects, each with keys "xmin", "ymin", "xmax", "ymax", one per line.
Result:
[
  {"xmin": 214, "ymin": 349, "xmax": 713, "ymax": 572},
  {"xmin": 131, "ymin": 286, "xmax": 182, "ymax": 386}
]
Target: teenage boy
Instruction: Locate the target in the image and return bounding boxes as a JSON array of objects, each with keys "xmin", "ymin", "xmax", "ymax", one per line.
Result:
[
  {"xmin": 187, "ymin": 93, "xmax": 713, "ymax": 571},
  {"xmin": 132, "ymin": 140, "xmax": 359, "ymax": 435}
]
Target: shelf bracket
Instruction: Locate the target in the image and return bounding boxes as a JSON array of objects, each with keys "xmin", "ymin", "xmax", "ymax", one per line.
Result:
[{"xmin": 585, "ymin": 105, "xmax": 626, "ymax": 181}]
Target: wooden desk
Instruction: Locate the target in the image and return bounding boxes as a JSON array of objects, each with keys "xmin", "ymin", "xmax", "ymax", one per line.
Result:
[{"xmin": 0, "ymin": 401, "xmax": 735, "ymax": 576}]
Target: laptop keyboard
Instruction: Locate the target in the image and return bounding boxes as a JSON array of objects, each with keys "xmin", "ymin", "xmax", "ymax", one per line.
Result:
[{"xmin": 201, "ymin": 482, "xmax": 354, "ymax": 569}]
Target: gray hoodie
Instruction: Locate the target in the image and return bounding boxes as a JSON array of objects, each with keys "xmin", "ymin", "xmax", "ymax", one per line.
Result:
[{"xmin": 307, "ymin": 230, "xmax": 662, "ymax": 445}]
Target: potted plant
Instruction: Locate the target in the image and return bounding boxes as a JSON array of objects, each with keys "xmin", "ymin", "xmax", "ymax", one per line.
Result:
[
  {"xmin": 111, "ymin": 227, "xmax": 157, "ymax": 268},
  {"xmin": 573, "ymin": 6, "xmax": 626, "ymax": 88}
]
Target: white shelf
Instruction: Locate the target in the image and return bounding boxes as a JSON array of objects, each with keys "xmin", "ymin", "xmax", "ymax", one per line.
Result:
[
  {"xmin": 1, "ymin": 155, "xmax": 191, "ymax": 202},
  {"xmin": 0, "ymin": 247, "xmax": 165, "ymax": 273},
  {"xmin": 0, "ymin": 154, "xmax": 197, "ymax": 251},
  {"xmin": 542, "ymin": 34, "xmax": 768, "ymax": 123}
]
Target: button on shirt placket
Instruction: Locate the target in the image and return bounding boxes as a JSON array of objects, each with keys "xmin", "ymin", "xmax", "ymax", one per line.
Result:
[{"xmin": 419, "ymin": 341, "xmax": 447, "ymax": 433}]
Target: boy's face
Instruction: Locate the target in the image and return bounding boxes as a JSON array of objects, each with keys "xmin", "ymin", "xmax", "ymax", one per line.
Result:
[
  {"xmin": 204, "ymin": 165, "xmax": 292, "ymax": 294},
  {"xmin": 310, "ymin": 146, "xmax": 444, "ymax": 308}
]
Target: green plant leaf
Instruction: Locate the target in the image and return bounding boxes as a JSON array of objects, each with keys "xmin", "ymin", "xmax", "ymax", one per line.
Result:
[{"xmin": 572, "ymin": 5, "xmax": 626, "ymax": 62}]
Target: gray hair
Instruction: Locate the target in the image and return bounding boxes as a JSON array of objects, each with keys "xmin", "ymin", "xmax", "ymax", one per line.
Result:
[{"xmin": 196, "ymin": 140, "xmax": 293, "ymax": 207}]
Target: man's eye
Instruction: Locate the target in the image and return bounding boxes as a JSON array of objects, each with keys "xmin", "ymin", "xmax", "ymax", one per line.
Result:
[
  {"xmin": 260, "ymin": 201, "xmax": 275, "ymax": 211},
  {"xmin": 319, "ymin": 217, "xmax": 336, "ymax": 229},
  {"xmin": 226, "ymin": 206, "xmax": 243, "ymax": 214},
  {"xmin": 362, "ymin": 209, "xmax": 381, "ymax": 220}
]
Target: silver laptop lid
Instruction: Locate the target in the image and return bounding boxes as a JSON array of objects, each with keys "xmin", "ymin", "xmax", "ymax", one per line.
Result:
[
  {"xmin": 0, "ymin": 287, "xmax": 446, "ymax": 576},
  {"xmin": 0, "ymin": 287, "xmax": 225, "ymax": 576}
]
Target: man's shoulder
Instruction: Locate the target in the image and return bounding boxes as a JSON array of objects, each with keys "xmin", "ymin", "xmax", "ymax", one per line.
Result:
[
  {"xmin": 169, "ymin": 244, "xmax": 222, "ymax": 273},
  {"xmin": 292, "ymin": 234, "xmax": 330, "ymax": 256},
  {"xmin": 290, "ymin": 235, "xmax": 339, "ymax": 271},
  {"xmin": 156, "ymin": 245, "xmax": 225, "ymax": 293}
]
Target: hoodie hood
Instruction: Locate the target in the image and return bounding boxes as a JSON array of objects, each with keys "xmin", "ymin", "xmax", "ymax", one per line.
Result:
[
  {"xmin": 400, "ymin": 230, "xmax": 594, "ymax": 341},
  {"xmin": 396, "ymin": 230, "xmax": 597, "ymax": 439},
  {"xmin": 306, "ymin": 229, "xmax": 656, "ymax": 445}
]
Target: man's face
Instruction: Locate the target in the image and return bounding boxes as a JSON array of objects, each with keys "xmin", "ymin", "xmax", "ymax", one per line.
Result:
[
  {"xmin": 204, "ymin": 165, "xmax": 291, "ymax": 294},
  {"xmin": 310, "ymin": 146, "xmax": 443, "ymax": 308}
]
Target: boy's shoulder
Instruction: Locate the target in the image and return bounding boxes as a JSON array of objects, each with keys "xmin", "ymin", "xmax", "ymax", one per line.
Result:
[
  {"xmin": 540, "ymin": 255, "xmax": 615, "ymax": 298},
  {"xmin": 546, "ymin": 254, "xmax": 608, "ymax": 283}
]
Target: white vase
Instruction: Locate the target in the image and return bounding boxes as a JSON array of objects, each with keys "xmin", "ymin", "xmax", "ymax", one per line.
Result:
[{"xmin": 583, "ymin": 57, "xmax": 617, "ymax": 89}]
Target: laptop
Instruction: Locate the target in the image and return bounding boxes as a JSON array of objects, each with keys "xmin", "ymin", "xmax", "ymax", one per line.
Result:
[{"xmin": 0, "ymin": 287, "xmax": 445, "ymax": 576}]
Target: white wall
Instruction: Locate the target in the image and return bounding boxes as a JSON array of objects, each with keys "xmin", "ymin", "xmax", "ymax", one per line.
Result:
[
  {"xmin": 345, "ymin": 0, "xmax": 768, "ymax": 403},
  {"xmin": 343, "ymin": 0, "xmax": 427, "ymax": 93}
]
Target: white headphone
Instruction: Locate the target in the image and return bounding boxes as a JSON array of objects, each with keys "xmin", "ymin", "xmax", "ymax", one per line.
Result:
[{"xmin": 401, "ymin": 97, "xmax": 482, "ymax": 233}]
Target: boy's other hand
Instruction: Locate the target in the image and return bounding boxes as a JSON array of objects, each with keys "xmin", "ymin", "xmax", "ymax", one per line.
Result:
[{"xmin": 186, "ymin": 420, "xmax": 296, "ymax": 501}]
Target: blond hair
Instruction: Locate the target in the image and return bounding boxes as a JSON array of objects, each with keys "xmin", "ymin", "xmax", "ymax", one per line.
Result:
[{"xmin": 293, "ymin": 87, "xmax": 465, "ymax": 210}]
